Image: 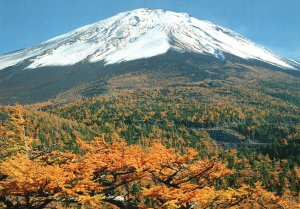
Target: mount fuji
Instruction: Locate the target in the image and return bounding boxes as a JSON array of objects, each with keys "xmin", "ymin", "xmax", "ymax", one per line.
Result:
[
  {"xmin": 0, "ymin": 8, "xmax": 298, "ymax": 70},
  {"xmin": 0, "ymin": 9, "xmax": 299, "ymax": 104}
]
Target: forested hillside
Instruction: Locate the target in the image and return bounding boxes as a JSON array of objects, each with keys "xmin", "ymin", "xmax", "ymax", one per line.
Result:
[{"xmin": 0, "ymin": 75, "xmax": 299, "ymax": 208}]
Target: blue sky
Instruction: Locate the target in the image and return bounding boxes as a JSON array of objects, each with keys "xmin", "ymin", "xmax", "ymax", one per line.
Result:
[{"xmin": 0, "ymin": 0, "xmax": 299, "ymax": 61}]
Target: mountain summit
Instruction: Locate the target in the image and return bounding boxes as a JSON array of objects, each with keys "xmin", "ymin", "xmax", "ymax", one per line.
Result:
[
  {"xmin": 0, "ymin": 8, "xmax": 298, "ymax": 70},
  {"xmin": 0, "ymin": 9, "xmax": 299, "ymax": 104}
]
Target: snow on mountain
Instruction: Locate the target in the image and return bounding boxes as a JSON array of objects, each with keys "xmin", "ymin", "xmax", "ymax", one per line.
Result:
[{"xmin": 0, "ymin": 8, "xmax": 296, "ymax": 70}]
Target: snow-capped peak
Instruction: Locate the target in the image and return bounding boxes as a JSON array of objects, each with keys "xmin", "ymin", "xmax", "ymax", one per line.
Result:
[{"xmin": 0, "ymin": 8, "xmax": 296, "ymax": 70}]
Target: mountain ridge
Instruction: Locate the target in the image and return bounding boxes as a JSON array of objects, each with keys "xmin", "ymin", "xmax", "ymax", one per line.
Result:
[
  {"xmin": 0, "ymin": 8, "xmax": 299, "ymax": 70},
  {"xmin": 0, "ymin": 8, "xmax": 299, "ymax": 105}
]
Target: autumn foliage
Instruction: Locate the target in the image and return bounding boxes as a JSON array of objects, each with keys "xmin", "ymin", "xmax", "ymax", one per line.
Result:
[{"xmin": 0, "ymin": 106, "xmax": 299, "ymax": 208}]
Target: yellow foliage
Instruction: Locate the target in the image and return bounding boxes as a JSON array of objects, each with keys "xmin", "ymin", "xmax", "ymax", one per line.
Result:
[{"xmin": 0, "ymin": 134, "xmax": 296, "ymax": 208}]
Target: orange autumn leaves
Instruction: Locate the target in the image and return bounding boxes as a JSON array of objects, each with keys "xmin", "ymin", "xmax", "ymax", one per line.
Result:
[
  {"xmin": 68, "ymin": 136, "xmax": 232, "ymax": 208},
  {"xmin": 0, "ymin": 106, "xmax": 299, "ymax": 208},
  {"xmin": 0, "ymin": 154, "xmax": 73, "ymax": 196},
  {"xmin": 0, "ymin": 133, "xmax": 227, "ymax": 208},
  {"xmin": 1, "ymin": 135, "xmax": 297, "ymax": 208}
]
